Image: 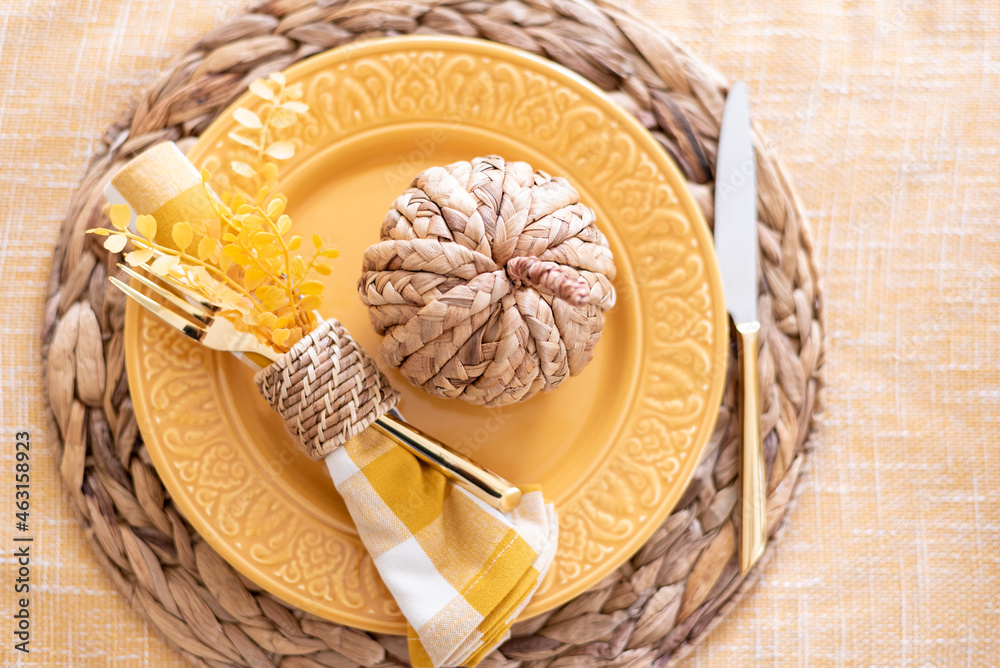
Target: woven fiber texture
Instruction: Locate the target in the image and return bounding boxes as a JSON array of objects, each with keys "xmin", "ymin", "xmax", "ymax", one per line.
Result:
[
  {"xmin": 255, "ymin": 318, "xmax": 400, "ymax": 459},
  {"xmin": 36, "ymin": 0, "xmax": 823, "ymax": 666},
  {"xmin": 360, "ymin": 155, "xmax": 616, "ymax": 407}
]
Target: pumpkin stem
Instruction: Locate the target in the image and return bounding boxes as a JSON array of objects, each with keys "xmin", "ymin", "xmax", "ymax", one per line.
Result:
[{"xmin": 505, "ymin": 256, "xmax": 592, "ymax": 307}]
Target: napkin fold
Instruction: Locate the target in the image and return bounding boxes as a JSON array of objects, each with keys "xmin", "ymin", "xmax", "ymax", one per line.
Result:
[
  {"xmin": 327, "ymin": 431, "xmax": 558, "ymax": 667},
  {"xmin": 108, "ymin": 141, "xmax": 559, "ymax": 668}
]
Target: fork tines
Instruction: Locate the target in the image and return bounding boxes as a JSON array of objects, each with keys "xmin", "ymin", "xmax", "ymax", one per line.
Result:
[{"xmin": 109, "ymin": 265, "xmax": 212, "ymax": 338}]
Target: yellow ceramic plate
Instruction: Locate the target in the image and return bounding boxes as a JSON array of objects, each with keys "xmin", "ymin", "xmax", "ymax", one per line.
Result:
[{"xmin": 126, "ymin": 36, "xmax": 727, "ymax": 634}]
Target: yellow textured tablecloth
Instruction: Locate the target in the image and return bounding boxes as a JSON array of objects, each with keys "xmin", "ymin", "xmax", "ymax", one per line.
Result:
[{"xmin": 2, "ymin": 0, "xmax": 997, "ymax": 665}]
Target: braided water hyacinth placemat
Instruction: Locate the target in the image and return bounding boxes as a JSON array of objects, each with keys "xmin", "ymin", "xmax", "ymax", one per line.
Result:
[{"xmin": 41, "ymin": 0, "xmax": 825, "ymax": 665}]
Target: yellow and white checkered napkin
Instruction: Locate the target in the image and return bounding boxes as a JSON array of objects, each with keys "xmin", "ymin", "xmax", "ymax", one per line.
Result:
[
  {"xmin": 328, "ymin": 431, "xmax": 558, "ymax": 667},
  {"xmin": 108, "ymin": 141, "xmax": 559, "ymax": 668}
]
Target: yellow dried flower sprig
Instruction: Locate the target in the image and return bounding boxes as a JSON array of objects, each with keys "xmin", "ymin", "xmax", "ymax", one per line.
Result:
[{"xmin": 89, "ymin": 72, "xmax": 337, "ymax": 353}]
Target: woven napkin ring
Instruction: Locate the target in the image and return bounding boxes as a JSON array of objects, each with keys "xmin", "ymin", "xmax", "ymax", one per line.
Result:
[{"xmin": 254, "ymin": 318, "xmax": 400, "ymax": 459}]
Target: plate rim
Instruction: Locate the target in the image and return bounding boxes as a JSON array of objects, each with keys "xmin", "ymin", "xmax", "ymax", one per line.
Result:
[{"xmin": 126, "ymin": 34, "xmax": 728, "ymax": 633}]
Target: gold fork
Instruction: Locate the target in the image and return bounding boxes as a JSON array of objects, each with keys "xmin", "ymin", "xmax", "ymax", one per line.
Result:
[
  {"xmin": 110, "ymin": 265, "xmax": 277, "ymax": 366},
  {"xmin": 111, "ymin": 265, "xmax": 522, "ymax": 512}
]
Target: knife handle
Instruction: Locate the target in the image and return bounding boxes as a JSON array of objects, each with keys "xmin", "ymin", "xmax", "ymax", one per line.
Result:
[{"xmin": 736, "ymin": 321, "xmax": 767, "ymax": 574}]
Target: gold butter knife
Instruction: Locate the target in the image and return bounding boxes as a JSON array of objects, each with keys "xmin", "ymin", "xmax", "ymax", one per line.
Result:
[{"xmin": 714, "ymin": 81, "xmax": 767, "ymax": 574}]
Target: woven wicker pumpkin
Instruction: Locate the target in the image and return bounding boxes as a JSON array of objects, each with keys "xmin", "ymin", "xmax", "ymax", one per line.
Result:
[{"xmin": 359, "ymin": 155, "xmax": 616, "ymax": 407}]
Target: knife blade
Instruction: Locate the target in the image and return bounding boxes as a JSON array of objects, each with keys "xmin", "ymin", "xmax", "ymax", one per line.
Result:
[
  {"xmin": 715, "ymin": 81, "xmax": 758, "ymax": 325},
  {"xmin": 714, "ymin": 81, "xmax": 767, "ymax": 574}
]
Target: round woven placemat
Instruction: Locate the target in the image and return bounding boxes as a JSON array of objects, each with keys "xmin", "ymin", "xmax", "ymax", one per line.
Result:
[{"xmin": 41, "ymin": 1, "xmax": 825, "ymax": 666}]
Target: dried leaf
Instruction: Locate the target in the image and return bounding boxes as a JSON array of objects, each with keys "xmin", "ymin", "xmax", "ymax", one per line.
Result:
[
  {"xmin": 216, "ymin": 287, "xmax": 242, "ymax": 310},
  {"xmin": 269, "ymin": 71, "xmax": 286, "ymax": 86},
  {"xmin": 125, "ymin": 248, "xmax": 154, "ymax": 266},
  {"xmin": 260, "ymin": 290, "xmax": 286, "ymax": 312},
  {"xmin": 104, "ymin": 235, "xmax": 128, "ymax": 253},
  {"xmin": 243, "ymin": 215, "xmax": 264, "ymax": 231},
  {"xmin": 109, "ymin": 204, "xmax": 131, "ymax": 231},
  {"xmin": 266, "ymin": 198, "xmax": 285, "ymax": 218},
  {"xmin": 204, "ymin": 215, "xmax": 221, "ymax": 240},
  {"xmin": 298, "ymin": 295, "xmax": 321, "ymax": 312},
  {"xmin": 256, "ymin": 243, "xmax": 279, "ymax": 260},
  {"xmin": 276, "ymin": 215, "xmax": 292, "ymax": 235},
  {"xmin": 172, "ymin": 222, "xmax": 193, "ymax": 250},
  {"xmin": 244, "ymin": 269, "xmax": 266, "ymax": 291},
  {"xmin": 189, "ymin": 266, "xmax": 213, "ymax": 289},
  {"xmin": 150, "ymin": 254, "xmax": 180, "ymax": 276},
  {"xmin": 298, "ymin": 280, "xmax": 325, "ymax": 296},
  {"xmin": 223, "ymin": 245, "xmax": 252, "ymax": 267},
  {"xmin": 260, "ymin": 163, "xmax": 279, "ymax": 182},
  {"xmin": 197, "ymin": 236, "xmax": 217, "ymax": 261},
  {"xmin": 291, "ymin": 256, "xmax": 306, "ymax": 280},
  {"xmin": 136, "ymin": 215, "xmax": 157, "ymax": 240}
]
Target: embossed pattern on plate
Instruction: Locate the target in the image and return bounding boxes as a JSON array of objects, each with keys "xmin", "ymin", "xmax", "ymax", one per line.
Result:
[{"xmin": 126, "ymin": 36, "xmax": 728, "ymax": 633}]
